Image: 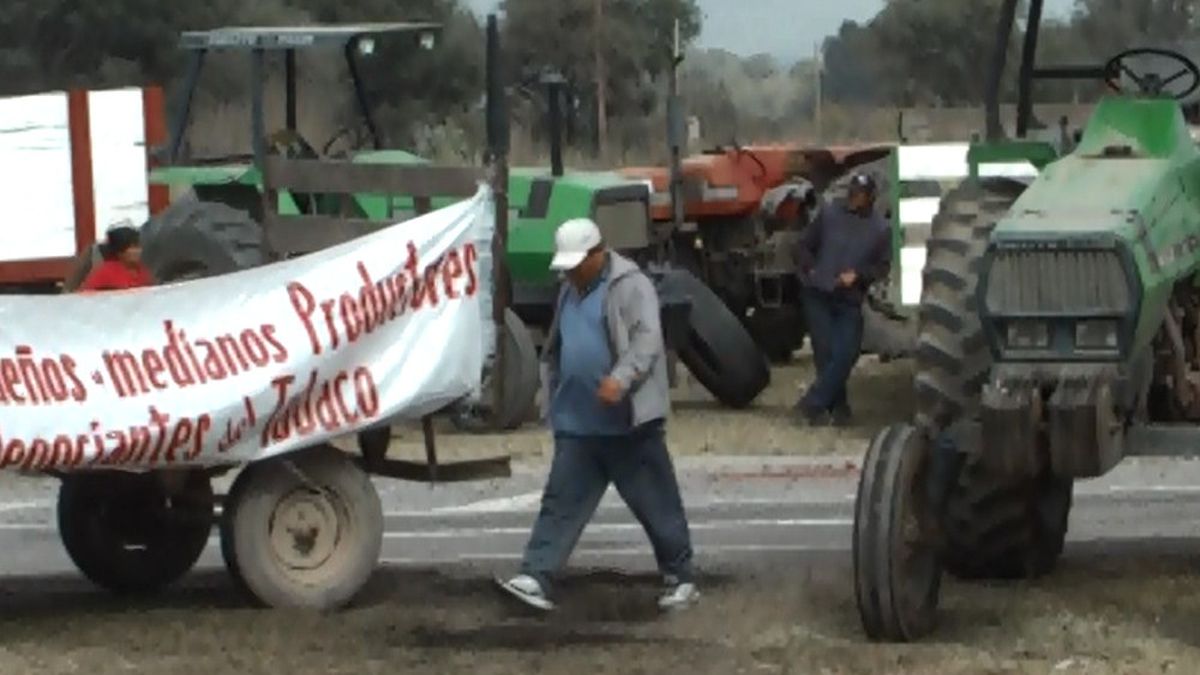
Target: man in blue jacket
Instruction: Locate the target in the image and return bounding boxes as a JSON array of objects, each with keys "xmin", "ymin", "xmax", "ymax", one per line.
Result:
[
  {"xmin": 496, "ymin": 217, "xmax": 697, "ymax": 612},
  {"xmin": 794, "ymin": 172, "xmax": 892, "ymax": 426}
]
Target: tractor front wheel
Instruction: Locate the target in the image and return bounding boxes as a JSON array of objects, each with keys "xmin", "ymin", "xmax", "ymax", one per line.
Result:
[
  {"xmin": 854, "ymin": 423, "xmax": 941, "ymax": 642},
  {"xmin": 220, "ymin": 444, "xmax": 383, "ymax": 610},
  {"xmin": 58, "ymin": 470, "xmax": 214, "ymax": 595},
  {"xmin": 914, "ymin": 178, "xmax": 1073, "ymax": 580}
]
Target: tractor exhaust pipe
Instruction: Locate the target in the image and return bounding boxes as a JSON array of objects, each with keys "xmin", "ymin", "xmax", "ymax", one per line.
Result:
[{"xmin": 541, "ymin": 71, "xmax": 566, "ymax": 177}]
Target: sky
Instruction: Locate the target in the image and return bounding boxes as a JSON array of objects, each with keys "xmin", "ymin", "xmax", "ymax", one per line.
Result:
[{"xmin": 464, "ymin": 0, "xmax": 1077, "ymax": 64}]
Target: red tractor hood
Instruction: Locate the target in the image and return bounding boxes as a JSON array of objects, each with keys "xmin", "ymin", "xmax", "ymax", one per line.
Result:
[{"xmin": 619, "ymin": 143, "xmax": 894, "ymax": 221}]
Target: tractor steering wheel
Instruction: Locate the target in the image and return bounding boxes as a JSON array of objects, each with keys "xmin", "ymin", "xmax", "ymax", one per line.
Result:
[
  {"xmin": 1104, "ymin": 47, "xmax": 1200, "ymax": 100},
  {"xmin": 321, "ymin": 123, "xmax": 374, "ymax": 158}
]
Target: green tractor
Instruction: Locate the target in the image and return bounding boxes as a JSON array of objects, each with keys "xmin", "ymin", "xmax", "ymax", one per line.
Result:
[
  {"xmin": 120, "ymin": 22, "xmax": 766, "ymax": 420},
  {"xmin": 853, "ymin": 0, "xmax": 1200, "ymax": 641}
]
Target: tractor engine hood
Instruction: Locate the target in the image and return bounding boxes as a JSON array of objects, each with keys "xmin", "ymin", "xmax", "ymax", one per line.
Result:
[
  {"xmin": 618, "ymin": 143, "xmax": 892, "ymax": 221},
  {"xmin": 977, "ymin": 99, "xmax": 1200, "ymax": 365}
]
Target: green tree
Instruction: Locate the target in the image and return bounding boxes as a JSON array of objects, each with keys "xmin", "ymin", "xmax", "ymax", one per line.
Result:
[
  {"xmin": 500, "ymin": 0, "xmax": 701, "ymax": 150},
  {"xmin": 1070, "ymin": 0, "xmax": 1197, "ymax": 56},
  {"xmin": 821, "ymin": 20, "xmax": 882, "ymax": 105}
]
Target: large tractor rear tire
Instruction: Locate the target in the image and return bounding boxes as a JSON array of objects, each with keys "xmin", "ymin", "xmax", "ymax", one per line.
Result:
[
  {"xmin": 916, "ymin": 178, "xmax": 1073, "ymax": 581},
  {"xmin": 663, "ymin": 269, "xmax": 771, "ymax": 408},
  {"xmin": 140, "ymin": 196, "xmax": 267, "ymax": 282}
]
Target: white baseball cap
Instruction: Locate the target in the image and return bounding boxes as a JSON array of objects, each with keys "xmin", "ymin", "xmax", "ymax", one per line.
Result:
[{"xmin": 549, "ymin": 218, "xmax": 603, "ymax": 271}]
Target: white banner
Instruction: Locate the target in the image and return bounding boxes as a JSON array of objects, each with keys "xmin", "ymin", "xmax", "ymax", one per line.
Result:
[{"xmin": 0, "ymin": 186, "xmax": 494, "ymax": 472}]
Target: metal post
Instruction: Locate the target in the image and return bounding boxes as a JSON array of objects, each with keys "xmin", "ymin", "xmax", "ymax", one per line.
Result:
[
  {"xmin": 345, "ymin": 41, "xmax": 383, "ymax": 150},
  {"xmin": 985, "ymin": 0, "xmax": 1020, "ymax": 141},
  {"xmin": 1016, "ymin": 0, "xmax": 1045, "ymax": 139},
  {"xmin": 167, "ymin": 51, "xmax": 206, "ymax": 162},
  {"xmin": 250, "ymin": 49, "xmax": 266, "ymax": 170},
  {"xmin": 541, "ymin": 71, "xmax": 566, "ymax": 177},
  {"xmin": 486, "ymin": 14, "xmax": 511, "ymax": 428},
  {"xmin": 285, "ymin": 49, "xmax": 297, "ymax": 132}
]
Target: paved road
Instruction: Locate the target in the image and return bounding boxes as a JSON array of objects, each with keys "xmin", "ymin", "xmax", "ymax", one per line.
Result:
[{"xmin": 6, "ymin": 455, "xmax": 1200, "ymax": 584}]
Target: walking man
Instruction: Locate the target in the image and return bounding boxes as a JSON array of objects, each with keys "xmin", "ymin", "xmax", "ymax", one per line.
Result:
[
  {"xmin": 794, "ymin": 172, "xmax": 892, "ymax": 426},
  {"xmin": 496, "ymin": 217, "xmax": 697, "ymax": 612}
]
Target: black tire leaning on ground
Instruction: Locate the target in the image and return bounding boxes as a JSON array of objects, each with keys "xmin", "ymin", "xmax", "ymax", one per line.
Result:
[
  {"xmin": 744, "ymin": 305, "xmax": 806, "ymax": 364},
  {"xmin": 661, "ymin": 268, "xmax": 771, "ymax": 409},
  {"xmin": 915, "ymin": 178, "xmax": 1073, "ymax": 581}
]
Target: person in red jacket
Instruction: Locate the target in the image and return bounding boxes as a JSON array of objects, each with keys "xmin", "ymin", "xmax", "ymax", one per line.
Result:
[{"xmin": 78, "ymin": 226, "xmax": 153, "ymax": 292}]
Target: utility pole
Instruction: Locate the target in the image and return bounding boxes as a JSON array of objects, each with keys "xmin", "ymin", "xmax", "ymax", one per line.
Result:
[
  {"xmin": 667, "ymin": 19, "xmax": 685, "ymax": 236},
  {"xmin": 813, "ymin": 42, "xmax": 824, "ymax": 141},
  {"xmin": 594, "ymin": 0, "xmax": 608, "ymax": 157}
]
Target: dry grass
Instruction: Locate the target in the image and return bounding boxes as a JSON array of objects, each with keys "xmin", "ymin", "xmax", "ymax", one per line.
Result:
[
  {"xmin": 3, "ymin": 550, "xmax": 1200, "ymax": 674},
  {"xmin": 384, "ymin": 354, "xmax": 916, "ymax": 464}
]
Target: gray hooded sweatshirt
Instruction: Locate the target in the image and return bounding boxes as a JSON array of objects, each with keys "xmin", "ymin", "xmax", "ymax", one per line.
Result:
[{"xmin": 539, "ymin": 251, "xmax": 670, "ymax": 430}]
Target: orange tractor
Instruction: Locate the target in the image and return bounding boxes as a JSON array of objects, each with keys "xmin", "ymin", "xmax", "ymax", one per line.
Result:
[{"xmin": 619, "ymin": 142, "xmax": 912, "ymax": 362}]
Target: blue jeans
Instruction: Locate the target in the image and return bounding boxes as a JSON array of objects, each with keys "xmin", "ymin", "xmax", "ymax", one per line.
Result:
[
  {"xmin": 519, "ymin": 420, "xmax": 694, "ymax": 593},
  {"xmin": 801, "ymin": 286, "xmax": 864, "ymax": 413}
]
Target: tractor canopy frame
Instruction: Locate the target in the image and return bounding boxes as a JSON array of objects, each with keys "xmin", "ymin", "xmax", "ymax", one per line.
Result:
[
  {"xmin": 985, "ymin": 0, "xmax": 1114, "ymax": 140},
  {"xmin": 162, "ymin": 23, "xmax": 442, "ymax": 168}
]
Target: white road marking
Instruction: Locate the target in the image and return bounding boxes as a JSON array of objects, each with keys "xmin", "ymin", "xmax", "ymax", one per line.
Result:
[
  {"xmin": 0, "ymin": 523, "xmax": 53, "ymax": 531},
  {"xmin": 0, "ymin": 501, "xmax": 51, "ymax": 513},
  {"xmin": 382, "ymin": 518, "xmax": 851, "ymax": 540},
  {"xmin": 1106, "ymin": 485, "xmax": 1200, "ymax": 494},
  {"xmin": 431, "ymin": 491, "xmax": 544, "ymax": 514},
  {"xmin": 385, "ymin": 543, "xmax": 841, "ymax": 565}
]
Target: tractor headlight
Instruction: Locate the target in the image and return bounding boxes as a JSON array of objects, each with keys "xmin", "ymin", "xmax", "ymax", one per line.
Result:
[
  {"xmin": 1006, "ymin": 320, "xmax": 1050, "ymax": 349},
  {"xmin": 1075, "ymin": 319, "xmax": 1119, "ymax": 350}
]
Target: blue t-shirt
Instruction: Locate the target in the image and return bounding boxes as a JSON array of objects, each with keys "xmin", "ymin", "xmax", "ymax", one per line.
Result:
[{"xmin": 549, "ymin": 271, "xmax": 632, "ymax": 436}]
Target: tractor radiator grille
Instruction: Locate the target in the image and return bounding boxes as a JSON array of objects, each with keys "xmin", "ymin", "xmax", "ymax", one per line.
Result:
[{"xmin": 984, "ymin": 249, "xmax": 1131, "ymax": 315}]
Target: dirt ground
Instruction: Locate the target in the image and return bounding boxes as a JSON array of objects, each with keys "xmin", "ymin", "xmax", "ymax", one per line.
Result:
[
  {"xmin": 389, "ymin": 353, "xmax": 917, "ymax": 464},
  {"xmin": 8, "ymin": 358, "xmax": 1200, "ymax": 674},
  {"xmin": 3, "ymin": 551, "xmax": 1200, "ymax": 675}
]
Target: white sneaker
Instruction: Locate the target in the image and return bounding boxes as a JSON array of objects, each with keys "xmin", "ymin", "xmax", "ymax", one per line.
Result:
[
  {"xmin": 496, "ymin": 574, "xmax": 555, "ymax": 611},
  {"xmin": 658, "ymin": 580, "xmax": 700, "ymax": 611}
]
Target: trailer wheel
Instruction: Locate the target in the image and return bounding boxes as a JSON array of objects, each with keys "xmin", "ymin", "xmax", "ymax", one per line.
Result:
[
  {"xmin": 662, "ymin": 269, "xmax": 771, "ymax": 408},
  {"xmin": 58, "ymin": 470, "xmax": 214, "ymax": 595},
  {"xmin": 854, "ymin": 423, "xmax": 941, "ymax": 642},
  {"xmin": 915, "ymin": 179, "xmax": 1072, "ymax": 580},
  {"xmin": 140, "ymin": 196, "xmax": 266, "ymax": 282},
  {"xmin": 450, "ymin": 308, "xmax": 541, "ymax": 432},
  {"xmin": 220, "ymin": 444, "xmax": 383, "ymax": 610}
]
